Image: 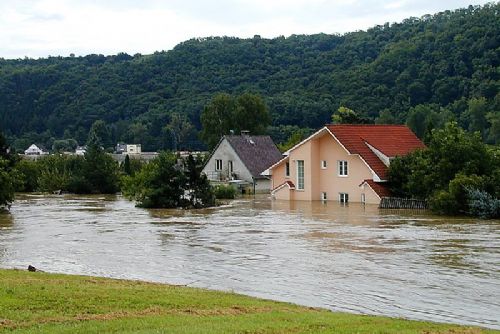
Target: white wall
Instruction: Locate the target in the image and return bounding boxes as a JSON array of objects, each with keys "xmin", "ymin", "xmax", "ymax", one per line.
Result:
[{"xmin": 202, "ymin": 138, "xmax": 253, "ymax": 183}]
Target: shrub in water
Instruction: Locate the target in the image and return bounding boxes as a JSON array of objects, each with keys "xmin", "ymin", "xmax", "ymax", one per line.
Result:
[
  {"xmin": 466, "ymin": 187, "xmax": 500, "ymax": 219},
  {"xmin": 213, "ymin": 184, "xmax": 236, "ymax": 199}
]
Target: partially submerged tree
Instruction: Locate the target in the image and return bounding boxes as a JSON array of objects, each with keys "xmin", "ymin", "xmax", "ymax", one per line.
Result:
[{"xmin": 122, "ymin": 152, "xmax": 215, "ymax": 209}]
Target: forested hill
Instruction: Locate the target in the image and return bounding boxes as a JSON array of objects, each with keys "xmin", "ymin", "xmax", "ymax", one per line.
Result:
[{"xmin": 0, "ymin": 3, "xmax": 499, "ymax": 151}]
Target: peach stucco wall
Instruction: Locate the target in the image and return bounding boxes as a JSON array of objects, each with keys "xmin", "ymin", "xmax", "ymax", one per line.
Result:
[{"xmin": 271, "ymin": 131, "xmax": 381, "ymax": 204}]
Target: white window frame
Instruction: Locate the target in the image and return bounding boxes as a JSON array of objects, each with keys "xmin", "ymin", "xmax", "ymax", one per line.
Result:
[
  {"xmin": 297, "ymin": 160, "xmax": 304, "ymax": 190},
  {"xmin": 321, "ymin": 160, "xmax": 327, "ymax": 169},
  {"xmin": 228, "ymin": 160, "xmax": 233, "ymax": 173},
  {"xmin": 338, "ymin": 160, "xmax": 348, "ymax": 177},
  {"xmin": 215, "ymin": 159, "xmax": 223, "ymax": 171},
  {"xmin": 285, "ymin": 162, "xmax": 290, "ymax": 177},
  {"xmin": 361, "ymin": 193, "xmax": 366, "ymax": 204},
  {"xmin": 321, "ymin": 192, "xmax": 327, "ymax": 201},
  {"xmin": 339, "ymin": 192, "xmax": 349, "ymax": 203}
]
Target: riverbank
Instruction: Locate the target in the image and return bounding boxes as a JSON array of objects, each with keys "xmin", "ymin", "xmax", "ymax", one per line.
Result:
[{"xmin": 0, "ymin": 269, "xmax": 496, "ymax": 334}]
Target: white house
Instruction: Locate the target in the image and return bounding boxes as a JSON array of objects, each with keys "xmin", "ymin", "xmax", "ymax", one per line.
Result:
[
  {"xmin": 24, "ymin": 144, "xmax": 48, "ymax": 156},
  {"xmin": 75, "ymin": 146, "xmax": 87, "ymax": 156},
  {"xmin": 202, "ymin": 133, "xmax": 282, "ymax": 193},
  {"xmin": 126, "ymin": 144, "xmax": 142, "ymax": 155}
]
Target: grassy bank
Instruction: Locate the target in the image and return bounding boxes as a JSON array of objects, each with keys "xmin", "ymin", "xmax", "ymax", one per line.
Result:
[{"xmin": 0, "ymin": 269, "xmax": 496, "ymax": 334}]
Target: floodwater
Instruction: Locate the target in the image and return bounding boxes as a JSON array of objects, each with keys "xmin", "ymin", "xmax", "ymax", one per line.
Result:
[{"xmin": 1, "ymin": 194, "xmax": 499, "ymax": 329}]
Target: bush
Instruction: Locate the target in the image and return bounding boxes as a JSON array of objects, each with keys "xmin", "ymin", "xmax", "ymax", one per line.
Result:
[
  {"xmin": 213, "ymin": 184, "xmax": 236, "ymax": 199},
  {"xmin": 466, "ymin": 188, "xmax": 500, "ymax": 219},
  {"xmin": 429, "ymin": 173, "xmax": 486, "ymax": 215}
]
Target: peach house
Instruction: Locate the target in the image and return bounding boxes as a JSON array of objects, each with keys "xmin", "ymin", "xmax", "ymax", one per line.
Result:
[{"xmin": 262, "ymin": 125, "xmax": 425, "ymax": 205}]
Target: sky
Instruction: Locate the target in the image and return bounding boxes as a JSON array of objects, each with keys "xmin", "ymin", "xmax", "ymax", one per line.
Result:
[{"xmin": 0, "ymin": 0, "xmax": 493, "ymax": 59}]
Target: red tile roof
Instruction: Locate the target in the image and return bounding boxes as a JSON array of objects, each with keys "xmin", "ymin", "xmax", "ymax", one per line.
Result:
[
  {"xmin": 327, "ymin": 124, "xmax": 425, "ymax": 179},
  {"xmin": 360, "ymin": 179, "xmax": 392, "ymax": 198}
]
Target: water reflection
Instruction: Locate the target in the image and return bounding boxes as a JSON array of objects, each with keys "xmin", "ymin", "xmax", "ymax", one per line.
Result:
[
  {"xmin": 1, "ymin": 194, "xmax": 499, "ymax": 329},
  {"xmin": 0, "ymin": 212, "xmax": 13, "ymax": 229}
]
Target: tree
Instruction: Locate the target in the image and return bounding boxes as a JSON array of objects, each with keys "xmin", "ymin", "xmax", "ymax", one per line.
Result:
[
  {"xmin": 0, "ymin": 132, "xmax": 17, "ymax": 210},
  {"xmin": 122, "ymin": 152, "xmax": 186, "ymax": 208},
  {"xmin": 184, "ymin": 154, "xmax": 215, "ymax": 208},
  {"xmin": 165, "ymin": 113, "xmax": 196, "ymax": 151},
  {"xmin": 122, "ymin": 152, "xmax": 215, "ymax": 209},
  {"xmin": 82, "ymin": 139, "xmax": 120, "ymax": 194},
  {"xmin": 388, "ymin": 122, "xmax": 499, "ymax": 216},
  {"xmin": 463, "ymin": 97, "xmax": 489, "ymax": 139},
  {"xmin": 200, "ymin": 93, "xmax": 271, "ymax": 150},
  {"xmin": 277, "ymin": 128, "xmax": 309, "ymax": 152},
  {"xmin": 234, "ymin": 93, "xmax": 271, "ymax": 135},
  {"xmin": 0, "ymin": 157, "xmax": 16, "ymax": 210},
  {"xmin": 200, "ymin": 93, "xmax": 237, "ymax": 150},
  {"xmin": 123, "ymin": 155, "xmax": 132, "ymax": 175},
  {"xmin": 331, "ymin": 106, "xmax": 371, "ymax": 124},
  {"xmin": 87, "ymin": 120, "xmax": 111, "ymax": 149}
]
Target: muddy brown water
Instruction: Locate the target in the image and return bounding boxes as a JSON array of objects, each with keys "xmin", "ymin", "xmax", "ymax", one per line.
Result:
[{"xmin": 1, "ymin": 194, "xmax": 499, "ymax": 329}]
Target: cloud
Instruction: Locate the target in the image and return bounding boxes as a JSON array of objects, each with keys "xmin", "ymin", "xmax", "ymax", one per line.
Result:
[{"xmin": 0, "ymin": 0, "xmax": 493, "ymax": 58}]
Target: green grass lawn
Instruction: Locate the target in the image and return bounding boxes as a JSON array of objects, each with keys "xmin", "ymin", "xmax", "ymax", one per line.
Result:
[{"xmin": 0, "ymin": 269, "xmax": 496, "ymax": 334}]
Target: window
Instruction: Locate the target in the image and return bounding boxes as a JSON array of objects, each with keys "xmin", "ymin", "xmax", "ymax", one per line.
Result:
[
  {"xmin": 338, "ymin": 160, "xmax": 348, "ymax": 176},
  {"xmin": 297, "ymin": 160, "xmax": 304, "ymax": 190},
  {"xmin": 339, "ymin": 193, "xmax": 349, "ymax": 203},
  {"xmin": 228, "ymin": 160, "xmax": 233, "ymax": 173},
  {"xmin": 321, "ymin": 160, "xmax": 327, "ymax": 169},
  {"xmin": 361, "ymin": 193, "xmax": 366, "ymax": 204},
  {"xmin": 285, "ymin": 162, "xmax": 290, "ymax": 177},
  {"xmin": 321, "ymin": 192, "xmax": 327, "ymax": 201},
  {"xmin": 215, "ymin": 159, "xmax": 223, "ymax": 171}
]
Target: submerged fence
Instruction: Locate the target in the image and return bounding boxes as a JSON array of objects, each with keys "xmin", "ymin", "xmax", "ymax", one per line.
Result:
[{"xmin": 379, "ymin": 197, "xmax": 428, "ymax": 210}]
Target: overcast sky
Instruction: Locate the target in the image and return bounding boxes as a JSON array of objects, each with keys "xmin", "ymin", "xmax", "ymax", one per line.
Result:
[{"xmin": 0, "ymin": 0, "xmax": 493, "ymax": 59}]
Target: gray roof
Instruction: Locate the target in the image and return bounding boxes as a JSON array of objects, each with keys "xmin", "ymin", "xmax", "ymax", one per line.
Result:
[{"xmin": 225, "ymin": 135, "xmax": 283, "ymax": 178}]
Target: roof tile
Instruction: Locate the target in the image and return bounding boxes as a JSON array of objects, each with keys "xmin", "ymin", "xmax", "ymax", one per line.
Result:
[{"xmin": 327, "ymin": 124, "xmax": 425, "ymax": 179}]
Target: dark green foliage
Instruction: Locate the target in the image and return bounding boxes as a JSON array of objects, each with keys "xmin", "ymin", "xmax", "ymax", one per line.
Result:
[
  {"xmin": 123, "ymin": 152, "xmax": 215, "ymax": 209},
  {"xmin": 52, "ymin": 139, "xmax": 78, "ymax": 152},
  {"xmin": 200, "ymin": 93, "xmax": 271, "ymax": 149},
  {"xmin": 14, "ymin": 159, "xmax": 40, "ymax": 192},
  {"xmin": 388, "ymin": 122, "xmax": 500, "ymax": 216},
  {"xmin": 184, "ymin": 155, "xmax": 215, "ymax": 208},
  {"xmin": 14, "ymin": 150, "xmax": 119, "ymax": 194},
  {"xmin": 80, "ymin": 141, "xmax": 120, "ymax": 194},
  {"xmin": 2, "ymin": 4, "xmax": 498, "ymax": 150},
  {"xmin": 123, "ymin": 155, "xmax": 132, "ymax": 175},
  {"xmin": 0, "ymin": 132, "xmax": 18, "ymax": 209},
  {"xmin": 213, "ymin": 184, "xmax": 236, "ymax": 200},
  {"xmin": 0, "ymin": 158, "xmax": 17, "ymax": 210},
  {"xmin": 277, "ymin": 128, "xmax": 311, "ymax": 152}
]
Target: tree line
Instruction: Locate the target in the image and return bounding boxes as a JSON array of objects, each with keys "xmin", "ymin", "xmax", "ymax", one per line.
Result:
[
  {"xmin": 0, "ymin": 4, "xmax": 498, "ymax": 151},
  {"xmin": 0, "ymin": 129, "xmax": 218, "ymax": 211}
]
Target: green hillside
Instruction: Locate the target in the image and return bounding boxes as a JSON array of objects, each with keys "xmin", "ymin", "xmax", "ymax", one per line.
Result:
[{"xmin": 0, "ymin": 3, "xmax": 498, "ymax": 151}]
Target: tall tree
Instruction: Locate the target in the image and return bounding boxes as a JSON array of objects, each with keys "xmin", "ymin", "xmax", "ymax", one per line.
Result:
[
  {"xmin": 200, "ymin": 93, "xmax": 271, "ymax": 150},
  {"xmin": 200, "ymin": 93, "xmax": 236, "ymax": 150},
  {"xmin": 234, "ymin": 93, "xmax": 271, "ymax": 134}
]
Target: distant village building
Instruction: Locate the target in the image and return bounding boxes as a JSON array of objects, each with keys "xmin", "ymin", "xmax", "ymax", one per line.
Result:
[
  {"xmin": 126, "ymin": 144, "xmax": 141, "ymax": 155},
  {"xmin": 202, "ymin": 133, "xmax": 282, "ymax": 193},
  {"xmin": 24, "ymin": 144, "xmax": 48, "ymax": 156},
  {"xmin": 263, "ymin": 125, "xmax": 425, "ymax": 204},
  {"xmin": 115, "ymin": 143, "xmax": 127, "ymax": 154},
  {"xmin": 115, "ymin": 143, "xmax": 141, "ymax": 155},
  {"xmin": 75, "ymin": 146, "xmax": 87, "ymax": 156}
]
